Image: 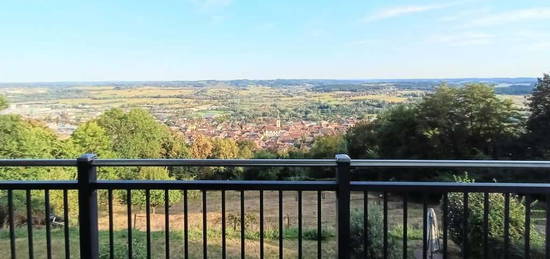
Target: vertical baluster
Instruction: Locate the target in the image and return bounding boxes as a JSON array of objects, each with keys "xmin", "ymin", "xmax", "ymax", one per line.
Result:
[
  {"xmin": 45, "ymin": 189, "xmax": 52, "ymax": 259},
  {"xmin": 317, "ymin": 190, "xmax": 322, "ymax": 259},
  {"xmin": 8, "ymin": 189, "xmax": 16, "ymax": 259},
  {"xmin": 463, "ymin": 192, "xmax": 469, "ymax": 259},
  {"xmin": 260, "ymin": 190, "xmax": 264, "ymax": 259},
  {"xmin": 383, "ymin": 192, "xmax": 388, "ymax": 259},
  {"xmin": 164, "ymin": 189, "xmax": 170, "ymax": 259},
  {"xmin": 222, "ymin": 190, "xmax": 226, "ymax": 259},
  {"xmin": 443, "ymin": 193, "xmax": 448, "ymax": 259},
  {"xmin": 184, "ymin": 190, "xmax": 188, "ymax": 259},
  {"xmin": 403, "ymin": 194, "xmax": 408, "ymax": 259},
  {"xmin": 279, "ymin": 190, "xmax": 283, "ymax": 259},
  {"xmin": 26, "ymin": 190, "xmax": 34, "ymax": 259},
  {"xmin": 483, "ymin": 192, "xmax": 489, "ymax": 259},
  {"xmin": 298, "ymin": 191, "xmax": 302, "ymax": 259},
  {"xmin": 127, "ymin": 189, "xmax": 133, "ymax": 259},
  {"xmin": 241, "ymin": 190, "xmax": 245, "ymax": 259},
  {"xmin": 525, "ymin": 195, "xmax": 532, "ymax": 259},
  {"xmin": 203, "ymin": 190, "xmax": 207, "ymax": 259},
  {"xmin": 422, "ymin": 194, "xmax": 427, "ymax": 259},
  {"xmin": 504, "ymin": 193, "xmax": 510, "ymax": 259},
  {"xmin": 146, "ymin": 189, "xmax": 151, "ymax": 259},
  {"xmin": 364, "ymin": 191, "xmax": 369, "ymax": 258},
  {"xmin": 108, "ymin": 189, "xmax": 114, "ymax": 259},
  {"xmin": 546, "ymin": 194, "xmax": 550, "ymax": 259}
]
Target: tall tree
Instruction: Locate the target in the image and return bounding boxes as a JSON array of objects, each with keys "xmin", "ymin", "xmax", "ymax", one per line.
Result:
[
  {"xmin": 71, "ymin": 121, "xmax": 114, "ymax": 158},
  {"xmin": 345, "ymin": 121, "xmax": 378, "ymax": 158},
  {"xmin": 526, "ymin": 74, "xmax": 550, "ymax": 158},
  {"xmin": 309, "ymin": 135, "xmax": 347, "ymax": 158},
  {"xmin": 237, "ymin": 140, "xmax": 256, "ymax": 158},
  {"xmin": 97, "ymin": 108, "xmax": 172, "ymax": 158},
  {"xmin": 0, "ymin": 115, "xmax": 73, "ymax": 181},
  {"xmin": 346, "ymin": 84, "xmax": 523, "ymax": 160},
  {"xmin": 211, "ymin": 138, "xmax": 240, "ymax": 159},
  {"xmin": 417, "ymin": 84, "xmax": 522, "ymax": 159}
]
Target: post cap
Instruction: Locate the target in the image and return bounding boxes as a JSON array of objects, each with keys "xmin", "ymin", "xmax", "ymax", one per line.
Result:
[
  {"xmin": 335, "ymin": 154, "xmax": 351, "ymax": 163},
  {"xmin": 77, "ymin": 153, "xmax": 97, "ymax": 163}
]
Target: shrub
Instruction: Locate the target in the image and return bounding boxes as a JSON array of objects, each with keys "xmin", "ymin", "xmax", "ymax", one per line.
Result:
[
  {"xmin": 446, "ymin": 174, "xmax": 545, "ymax": 258},
  {"xmin": 227, "ymin": 213, "xmax": 257, "ymax": 231},
  {"xmin": 263, "ymin": 227, "xmax": 334, "ymax": 241},
  {"xmin": 350, "ymin": 204, "xmax": 400, "ymax": 259},
  {"xmin": 0, "ymin": 190, "xmax": 49, "ymax": 228},
  {"xmin": 99, "ymin": 231, "xmax": 146, "ymax": 259}
]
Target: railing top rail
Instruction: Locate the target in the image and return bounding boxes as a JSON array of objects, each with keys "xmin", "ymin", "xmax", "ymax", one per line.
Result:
[
  {"xmin": 94, "ymin": 179, "xmax": 337, "ymax": 190},
  {"xmin": 351, "ymin": 181, "xmax": 550, "ymax": 193},
  {"xmin": 1, "ymin": 157, "xmax": 550, "ymax": 168},
  {"xmin": 0, "ymin": 158, "xmax": 337, "ymax": 167},
  {"xmin": 0, "ymin": 159, "xmax": 77, "ymax": 166},
  {"xmin": 351, "ymin": 159, "xmax": 550, "ymax": 168},
  {"xmin": 92, "ymin": 158, "xmax": 337, "ymax": 167}
]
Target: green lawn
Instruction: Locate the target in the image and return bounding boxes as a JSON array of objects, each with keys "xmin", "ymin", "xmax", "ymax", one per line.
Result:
[{"xmin": 0, "ymin": 226, "xmax": 337, "ymax": 259}]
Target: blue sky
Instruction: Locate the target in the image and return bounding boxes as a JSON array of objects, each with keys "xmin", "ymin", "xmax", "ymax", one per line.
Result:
[{"xmin": 0, "ymin": 0, "xmax": 549, "ymax": 82}]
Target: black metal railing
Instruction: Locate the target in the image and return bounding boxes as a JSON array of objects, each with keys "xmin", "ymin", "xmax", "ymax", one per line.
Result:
[{"xmin": 1, "ymin": 154, "xmax": 550, "ymax": 259}]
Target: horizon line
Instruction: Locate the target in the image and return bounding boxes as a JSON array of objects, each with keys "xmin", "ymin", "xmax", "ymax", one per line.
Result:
[{"xmin": 0, "ymin": 76, "xmax": 540, "ymax": 84}]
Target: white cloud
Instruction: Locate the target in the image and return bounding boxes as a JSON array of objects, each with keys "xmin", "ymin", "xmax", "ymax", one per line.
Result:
[
  {"xmin": 467, "ymin": 8, "xmax": 550, "ymax": 26},
  {"xmin": 362, "ymin": 3, "xmax": 454, "ymax": 23},
  {"xmin": 431, "ymin": 32, "xmax": 495, "ymax": 47}
]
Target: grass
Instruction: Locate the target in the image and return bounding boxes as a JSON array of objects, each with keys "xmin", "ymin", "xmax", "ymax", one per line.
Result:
[
  {"xmin": 8, "ymin": 191, "xmax": 538, "ymax": 258},
  {"xmin": 0, "ymin": 226, "xmax": 336, "ymax": 259},
  {"xmin": 0, "ymin": 191, "xmax": 440, "ymax": 258}
]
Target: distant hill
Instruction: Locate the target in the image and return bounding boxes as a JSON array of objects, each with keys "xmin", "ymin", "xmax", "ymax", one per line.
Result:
[{"xmin": 0, "ymin": 77, "xmax": 538, "ymax": 95}]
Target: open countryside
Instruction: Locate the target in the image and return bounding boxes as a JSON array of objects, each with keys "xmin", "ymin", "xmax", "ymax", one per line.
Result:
[{"xmin": 0, "ymin": 78, "xmax": 533, "ymax": 151}]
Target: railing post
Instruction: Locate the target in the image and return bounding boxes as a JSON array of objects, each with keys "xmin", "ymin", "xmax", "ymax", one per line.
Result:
[
  {"xmin": 77, "ymin": 153, "xmax": 98, "ymax": 259},
  {"xmin": 335, "ymin": 154, "xmax": 351, "ymax": 259}
]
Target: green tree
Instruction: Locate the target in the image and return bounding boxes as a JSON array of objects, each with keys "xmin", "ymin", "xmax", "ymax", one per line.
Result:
[
  {"xmin": 162, "ymin": 132, "xmax": 189, "ymax": 158},
  {"xmin": 346, "ymin": 84, "xmax": 523, "ymax": 160},
  {"xmin": 309, "ymin": 135, "xmax": 347, "ymax": 158},
  {"xmin": 0, "ymin": 114, "xmax": 76, "ymax": 222},
  {"xmin": 526, "ymin": 74, "xmax": 550, "ymax": 158},
  {"xmin": 417, "ymin": 84, "xmax": 522, "ymax": 159},
  {"xmin": 345, "ymin": 121, "xmax": 378, "ymax": 158},
  {"xmin": 211, "ymin": 138, "xmax": 239, "ymax": 159},
  {"xmin": 0, "ymin": 115, "xmax": 64, "ymax": 160},
  {"xmin": 71, "ymin": 121, "xmax": 115, "ymax": 158},
  {"xmin": 97, "ymin": 108, "xmax": 172, "ymax": 158},
  {"xmin": 237, "ymin": 140, "xmax": 256, "ymax": 158}
]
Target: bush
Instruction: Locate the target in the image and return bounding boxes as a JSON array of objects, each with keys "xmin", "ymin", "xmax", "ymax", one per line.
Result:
[
  {"xmin": 99, "ymin": 231, "xmax": 146, "ymax": 259},
  {"xmin": 0, "ymin": 190, "xmax": 49, "ymax": 228},
  {"xmin": 266, "ymin": 227, "xmax": 334, "ymax": 241},
  {"xmin": 446, "ymin": 174, "xmax": 545, "ymax": 258},
  {"xmin": 350, "ymin": 204, "xmax": 400, "ymax": 259}
]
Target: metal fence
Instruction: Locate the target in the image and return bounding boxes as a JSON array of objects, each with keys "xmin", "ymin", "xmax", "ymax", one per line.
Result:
[{"xmin": 1, "ymin": 154, "xmax": 550, "ymax": 259}]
